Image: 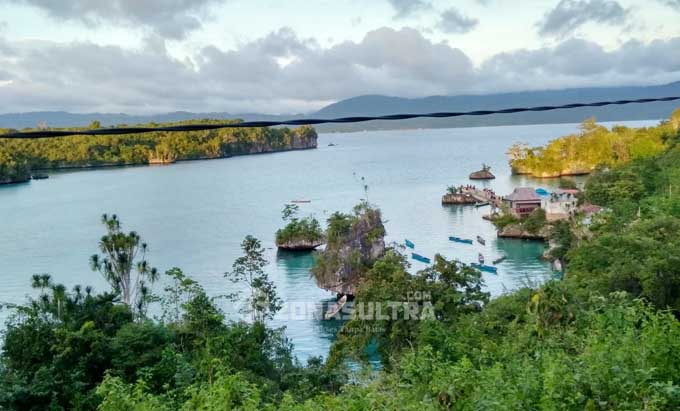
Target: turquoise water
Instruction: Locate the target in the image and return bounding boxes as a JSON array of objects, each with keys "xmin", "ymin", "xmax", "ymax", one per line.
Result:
[{"xmin": 0, "ymin": 120, "xmax": 657, "ymax": 359}]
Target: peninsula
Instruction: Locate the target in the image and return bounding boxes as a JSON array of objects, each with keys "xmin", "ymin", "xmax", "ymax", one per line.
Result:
[
  {"xmin": 0, "ymin": 120, "xmax": 318, "ymax": 184},
  {"xmin": 507, "ymin": 111, "xmax": 679, "ymax": 178}
]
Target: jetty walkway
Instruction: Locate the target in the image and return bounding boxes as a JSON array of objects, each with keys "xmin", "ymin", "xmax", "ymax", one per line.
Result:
[
  {"xmin": 442, "ymin": 185, "xmax": 502, "ymax": 207},
  {"xmin": 462, "ymin": 186, "xmax": 502, "ymax": 207}
]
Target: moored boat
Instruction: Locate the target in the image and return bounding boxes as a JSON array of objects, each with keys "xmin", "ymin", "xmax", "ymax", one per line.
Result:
[
  {"xmin": 449, "ymin": 236, "xmax": 473, "ymax": 244},
  {"xmin": 411, "ymin": 253, "xmax": 431, "ymax": 264},
  {"xmin": 478, "ymin": 253, "xmax": 485, "ymax": 264},
  {"xmin": 324, "ymin": 295, "xmax": 348, "ymax": 320},
  {"xmin": 471, "ymin": 262, "xmax": 498, "ymax": 273},
  {"xmin": 405, "ymin": 239, "xmax": 415, "ymax": 249},
  {"xmin": 492, "ymin": 255, "xmax": 507, "ymax": 265},
  {"xmin": 476, "ymin": 235, "xmax": 485, "ymax": 245}
]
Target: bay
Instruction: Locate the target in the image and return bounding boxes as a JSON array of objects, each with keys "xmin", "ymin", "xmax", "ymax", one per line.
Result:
[{"xmin": 0, "ymin": 120, "xmax": 658, "ymax": 359}]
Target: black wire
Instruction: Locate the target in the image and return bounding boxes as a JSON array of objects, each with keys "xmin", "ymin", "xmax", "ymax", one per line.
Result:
[{"xmin": 2, "ymin": 96, "xmax": 679, "ymax": 139}]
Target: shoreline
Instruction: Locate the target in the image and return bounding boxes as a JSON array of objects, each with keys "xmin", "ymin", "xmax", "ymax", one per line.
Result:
[
  {"xmin": 315, "ymin": 117, "xmax": 663, "ymax": 134},
  {"xmin": 27, "ymin": 145, "xmax": 317, "ymax": 173}
]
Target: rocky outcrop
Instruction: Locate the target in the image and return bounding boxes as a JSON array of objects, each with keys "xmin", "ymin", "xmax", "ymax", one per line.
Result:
[
  {"xmin": 498, "ymin": 223, "xmax": 551, "ymax": 240},
  {"xmin": 276, "ymin": 238, "xmax": 324, "ymax": 251},
  {"xmin": 510, "ymin": 162, "xmax": 593, "ymax": 178},
  {"xmin": 442, "ymin": 193, "xmax": 477, "ymax": 205},
  {"xmin": 0, "ymin": 176, "xmax": 30, "ymax": 185},
  {"xmin": 469, "ymin": 164, "xmax": 495, "ymax": 180},
  {"xmin": 312, "ymin": 204, "xmax": 386, "ymax": 296}
]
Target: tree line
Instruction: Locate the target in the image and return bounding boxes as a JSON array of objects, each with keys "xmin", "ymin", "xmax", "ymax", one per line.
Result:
[{"xmin": 0, "ymin": 120, "xmax": 317, "ymax": 183}]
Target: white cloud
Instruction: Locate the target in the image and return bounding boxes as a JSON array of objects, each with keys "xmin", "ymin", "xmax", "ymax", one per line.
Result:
[{"xmin": 0, "ymin": 27, "xmax": 679, "ymax": 114}]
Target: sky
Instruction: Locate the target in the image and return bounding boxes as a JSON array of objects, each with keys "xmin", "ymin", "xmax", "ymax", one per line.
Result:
[{"xmin": 0, "ymin": 0, "xmax": 679, "ymax": 114}]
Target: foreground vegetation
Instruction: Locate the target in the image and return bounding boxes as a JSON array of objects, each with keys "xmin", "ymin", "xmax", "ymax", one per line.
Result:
[
  {"xmin": 3, "ymin": 117, "xmax": 680, "ymax": 410},
  {"xmin": 0, "ymin": 120, "xmax": 317, "ymax": 183},
  {"xmin": 508, "ymin": 109, "xmax": 680, "ymax": 177}
]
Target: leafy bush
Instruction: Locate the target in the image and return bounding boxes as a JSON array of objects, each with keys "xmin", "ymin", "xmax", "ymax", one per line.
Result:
[{"xmin": 275, "ymin": 217, "xmax": 324, "ymax": 245}]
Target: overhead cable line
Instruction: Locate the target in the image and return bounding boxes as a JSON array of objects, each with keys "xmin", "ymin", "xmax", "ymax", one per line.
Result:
[{"xmin": 1, "ymin": 96, "xmax": 679, "ymax": 139}]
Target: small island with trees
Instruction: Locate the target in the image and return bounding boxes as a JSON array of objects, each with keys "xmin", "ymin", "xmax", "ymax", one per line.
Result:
[{"xmin": 274, "ymin": 204, "xmax": 325, "ymax": 251}]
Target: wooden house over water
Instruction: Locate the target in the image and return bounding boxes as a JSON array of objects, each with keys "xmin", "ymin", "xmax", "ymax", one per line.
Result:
[{"xmin": 504, "ymin": 187, "xmax": 542, "ymax": 217}]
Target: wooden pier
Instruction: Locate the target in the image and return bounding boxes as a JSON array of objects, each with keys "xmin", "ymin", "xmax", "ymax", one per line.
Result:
[{"xmin": 442, "ymin": 186, "xmax": 502, "ymax": 208}]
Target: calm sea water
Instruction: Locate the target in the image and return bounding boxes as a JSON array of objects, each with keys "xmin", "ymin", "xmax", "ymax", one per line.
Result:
[{"xmin": 0, "ymin": 120, "xmax": 658, "ymax": 359}]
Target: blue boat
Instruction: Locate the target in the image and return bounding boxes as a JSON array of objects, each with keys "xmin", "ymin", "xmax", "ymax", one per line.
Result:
[
  {"xmin": 471, "ymin": 262, "xmax": 498, "ymax": 273},
  {"xmin": 405, "ymin": 239, "xmax": 415, "ymax": 249},
  {"xmin": 535, "ymin": 188, "xmax": 549, "ymax": 196},
  {"xmin": 449, "ymin": 236, "xmax": 473, "ymax": 244},
  {"xmin": 412, "ymin": 253, "xmax": 431, "ymax": 264}
]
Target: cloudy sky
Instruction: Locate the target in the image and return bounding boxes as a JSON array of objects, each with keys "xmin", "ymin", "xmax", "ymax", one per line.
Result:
[{"xmin": 0, "ymin": 0, "xmax": 679, "ymax": 114}]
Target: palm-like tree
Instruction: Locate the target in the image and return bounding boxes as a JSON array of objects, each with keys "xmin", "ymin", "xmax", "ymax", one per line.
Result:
[{"xmin": 90, "ymin": 214, "xmax": 158, "ymax": 316}]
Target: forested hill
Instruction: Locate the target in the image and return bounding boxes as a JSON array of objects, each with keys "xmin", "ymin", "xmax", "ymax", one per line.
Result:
[
  {"xmin": 0, "ymin": 120, "xmax": 317, "ymax": 183},
  {"xmin": 1, "ymin": 81, "xmax": 679, "ymax": 132}
]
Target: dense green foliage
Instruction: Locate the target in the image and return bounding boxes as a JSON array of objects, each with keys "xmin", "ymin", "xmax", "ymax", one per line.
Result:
[
  {"xmin": 0, "ymin": 121, "xmax": 316, "ymax": 182},
  {"xmin": 508, "ymin": 114, "xmax": 677, "ymax": 177},
  {"xmin": 492, "ymin": 207, "xmax": 547, "ymax": 235},
  {"xmin": 275, "ymin": 204, "xmax": 324, "ymax": 247},
  {"xmin": 565, "ymin": 128, "xmax": 680, "ymax": 313},
  {"xmin": 275, "ymin": 218, "xmax": 324, "ymax": 246},
  {"xmin": 0, "ymin": 221, "xmax": 344, "ymax": 411},
  {"xmin": 0, "ymin": 148, "xmax": 30, "ymax": 183}
]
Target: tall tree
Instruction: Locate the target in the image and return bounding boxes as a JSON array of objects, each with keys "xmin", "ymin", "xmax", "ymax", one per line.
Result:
[
  {"xmin": 90, "ymin": 214, "xmax": 158, "ymax": 316},
  {"xmin": 225, "ymin": 235, "xmax": 281, "ymax": 323}
]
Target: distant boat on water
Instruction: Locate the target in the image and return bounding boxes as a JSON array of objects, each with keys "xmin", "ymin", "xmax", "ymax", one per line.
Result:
[
  {"xmin": 478, "ymin": 253, "xmax": 485, "ymax": 264},
  {"xmin": 412, "ymin": 253, "xmax": 431, "ymax": 264},
  {"xmin": 291, "ymin": 200, "xmax": 311, "ymax": 203},
  {"xmin": 492, "ymin": 255, "xmax": 507, "ymax": 265},
  {"xmin": 475, "ymin": 202, "xmax": 489, "ymax": 208},
  {"xmin": 405, "ymin": 239, "xmax": 415, "ymax": 249},
  {"xmin": 31, "ymin": 174, "xmax": 49, "ymax": 180},
  {"xmin": 449, "ymin": 236, "xmax": 473, "ymax": 244},
  {"xmin": 476, "ymin": 236, "xmax": 485, "ymax": 245},
  {"xmin": 328, "ymin": 143, "xmax": 337, "ymax": 147},
  {"xmin": 471, "ymin": 262, "xmax": 498, "ymax": 273}
]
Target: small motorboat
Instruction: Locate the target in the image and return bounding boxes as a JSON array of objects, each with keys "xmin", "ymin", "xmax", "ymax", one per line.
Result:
[
  {"xmin": 476, "ymin": 236, "xmax": 486, "ymax": 245},
  {"xmin": 291, "ymin": 200, "xmax": 311, "ymax": 203},
  {"xmin": 449, "ymin": 236, "xmax": 473, "ymax": 244},
  {"xmin": 412, "ymin": 253, "xmax": 431, "ymax": 264},
  {"xmin": 328, "ymin": 143, "xmax": 337, "ymax": 147},
  {"xmin": 474, "ymin": 202, "xmax": 489, "ymax": 208},
  {"xmin": 471, "ymin": 262, "xmax": 498, "ymax": 273},
  {"xmin": 535, "ymin": 188, "xmax": 549, "ymax": 196},
  {"xmin": 31, "ymin": 174, "xmax": 49, "ymax": 180},
  {"xmin": 404, "ymin": 239, "xmax": 415, "ymax": 249},
  {"xmin": 478, "ymin": 253, "xmax": 485, "ymax": 264},
  {"xmin": 492, "ymin": 255, "xmax": 507, "ymax": 265},
  {"xmin": 324, "ymin": 295, "xmax": 348, "ymax": 320}
]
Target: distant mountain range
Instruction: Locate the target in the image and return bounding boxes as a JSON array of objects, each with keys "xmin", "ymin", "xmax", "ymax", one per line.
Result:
[{"xmin": 2, "ymin": 81, "xmax": 679, "ymax": 132}]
